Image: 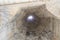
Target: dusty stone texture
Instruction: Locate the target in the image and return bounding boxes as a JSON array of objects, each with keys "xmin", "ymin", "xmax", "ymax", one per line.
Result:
[
  {"xmin": 0, "ymin": 1, "xmax": 60, "ymax": 40},
  {"xmin": 7, "ymin": 4, "xmax": 57, "ymax": 40}
]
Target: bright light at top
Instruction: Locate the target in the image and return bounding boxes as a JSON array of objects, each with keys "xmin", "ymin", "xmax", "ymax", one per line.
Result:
[{"xmin": 27, "ymin": 15, "xmax": 34, "ymax": 21}]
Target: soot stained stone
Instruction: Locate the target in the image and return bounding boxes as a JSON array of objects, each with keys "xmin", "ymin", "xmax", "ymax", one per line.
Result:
[
  {"xmin": 22, "ymin": 13, "xmax": 40, "ymax": 36},
  {"xmin": 23, "ymin": 13, "xmax": 40, "ymax": 29}
]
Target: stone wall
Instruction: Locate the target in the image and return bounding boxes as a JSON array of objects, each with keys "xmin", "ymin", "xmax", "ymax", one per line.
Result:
[{"xmin": 0, "ymin": 1, "xmax": 60, "ymax": 40}]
